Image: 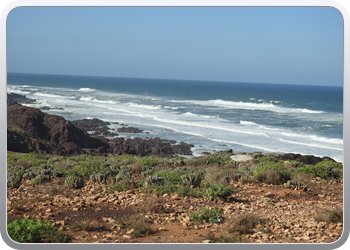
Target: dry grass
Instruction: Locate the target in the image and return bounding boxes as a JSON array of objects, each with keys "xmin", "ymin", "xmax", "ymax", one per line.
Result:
[
  {"xmin": 314, "ymin": 207, "xmax": 343, "ymax": 223},
  {"xmin": 291, "ymin": 173, "xmax": 313, "ymax": 186},
  {"xmin": 72, "ymin": 219, "xmax": 106, "ymax": 232},
  {"xmin": 142, "ymin": 196, "xmax": 166, "ymax": 214},
  {"xmin": 255, "ymin": 169, "xmax": 283, "ymax": 185},
  {"xmin": 129, "ymin": 164, "xmax": 142, "ymax": 175},
  {"xmin": 123, "ymin": 214, "xmax": 151, "ymax": 238},
  {"xmin": 226, "ymin": 212, "xmax": 265, "ymax": 234}
]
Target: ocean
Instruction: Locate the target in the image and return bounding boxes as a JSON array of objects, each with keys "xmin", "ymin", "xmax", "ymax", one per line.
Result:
[{"xmin": 7, "ymin": 72, "xmax": 343, "ymax": 162}]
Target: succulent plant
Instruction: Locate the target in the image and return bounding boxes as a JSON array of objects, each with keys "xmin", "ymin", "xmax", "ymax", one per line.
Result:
[
  {"xmin": 115, "ymin": 170, "xmax": 131, "ymax": 182},
  {"xmin": 64, "ymin": 175, "xmax": 84, "ymax": 189},
  {"xmin": 284, "ymin": 180, "xmax": 307, "ymax": 191},
  {"xmin": 218, "ymin": 176, "xmax": 230, "ymax": 184},
  {"xmin": 22, "ymin": 172, "xmax": 37, "ymax": 180},
  {"xmin": 7, "ymin": 175, "xmax": 22, "ymax": 188},
  {"xmin": 51, "ymin": 171, "xmax": 64, "ymax": 177},
  {"xmin": 30, "ymin": 175, "xmax": 51, "ymax": 185},
  {"xmin": 40, "ymin": 169, "xmax": 52, "ymax": 176},
  {"xmin": 181, "ymin": 172, "xmax": 202, "ymax": 187},
  {"xmin": 89, "ymin": 173, "xmax": 107, "ymax": 183},
  {"xmin": 143, "ymin": 176, "xmax": 165, "ymax": 187},
  {"xmin": 141, "ymin": 168, "xmax": 155, "ymax": 176}
]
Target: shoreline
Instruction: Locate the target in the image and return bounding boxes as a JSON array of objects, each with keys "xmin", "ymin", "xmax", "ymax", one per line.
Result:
[{"xmin": 6, "ymin": 93, "xmax": 342, "ymax": 162}]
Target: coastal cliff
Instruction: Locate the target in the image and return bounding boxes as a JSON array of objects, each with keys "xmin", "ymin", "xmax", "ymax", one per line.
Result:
[{"xmin": 7, "ymin": 104, "xmax": 192, "ymax": 157}]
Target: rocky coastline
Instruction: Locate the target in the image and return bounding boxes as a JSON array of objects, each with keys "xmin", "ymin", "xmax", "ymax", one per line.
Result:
[
  {"xmin": 6, "ymin": 94, "xmax": 343, "ymax": 244},
  {"xmin": 7, "ymin": 102, "xmax": 193, "ymax": 157}
]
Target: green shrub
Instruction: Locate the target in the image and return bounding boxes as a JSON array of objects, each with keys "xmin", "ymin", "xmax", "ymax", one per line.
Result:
[
  {"xmin": 176, "ymin": 185, "xmax": 200, "ymax": 197},
  {"xmin": 296, "ymin": 161, "xmax": 342, "ymax": 180},
  {"xmin": 254, "ymin": 162, "xmax": 292, "ymax": 184},
  {"xmin": 181, "ymin": 172, "xmax": 203, "ymax": 187},
  {"xmin": 7, "ymin": 217, "xmax": 69, "ymax": 243},
  {"xmin": 259, "ymin": 156, "xmax": 278, "ymax": 163},
  {"xmin": 201, "ymin": 182, "xmax": 237, "ymax": 201},
  {"xmin": 30, "ymin": 175, "xmax": 51, "ymax": 185},
  {"xmin": 76, "ymin": 160, "xmax": 112, "ymax": 177},
  {"xmin": 7, "ymin": 175, "xmax": 22, "ymax": 188},
  {"xmin": 137, "ymin": 157, "xmax": 160, "ymax": 167},
  {"xmin": 18, "ymin": 152, "xmax": 46, "ymax": 162},
  {"xmin": 201, "ymin": 155, "xmax": 224, "ymax": 166},
  {"xmin": 190, "ymin": 206, "xmax": 224, "ymax": 223},
  {"xmin": 153, "ymin": 170, "xmax": 182, "ymax": 185}
]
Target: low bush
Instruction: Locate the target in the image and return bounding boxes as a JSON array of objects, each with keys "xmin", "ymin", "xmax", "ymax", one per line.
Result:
[
  {"xmin": 72, "ymin": 219, "xmax": 105, "ymax": 232},
  {"xmin": 296, "ymin": 161, "xmax": 342, "ymax": 180},
  {"xmin": 204, "ymin": 231, "xmax": 248, "ymax": 243},
  {"xmin": 7, "ymin": 217, "xmax": 69, "ymax": 243},
  {"xmin": 7, "ymin": 175, "xmax": 22, "ymax": 188},
  {"xmin": 64, "ymin": 175, "xmax": 84, "ymax": 189},
  {"xmin": 142, "ymin": 197, "xmax": 165, "ymax": 214},
  {"xmin": 190, "ymin": 206, "xmax": 224, "ymax": 223},
  {"xmin": 201, "ymin": 182, "xmax": 237, "ymax": 201},
  {"xmin": 259, "ymin": 156, "xmax": 278, "ymax": 163},
  {"xmin": 124, "ymin": 214, "xmax": 150, "ymax": 238},
  {"xmin": 176, "ymin": 185, "xmax": 201, "ymax": 197},
  {"xmin": 254, "ymin": 162, "xmax": 292, "ymax": 184},
  {"xmin": 226, "ymin": 212, "xmax": 265, "ymax": 234},
  {"xmin": 153, "ymin": 170, "xmax": 182, "ymax": 185},
  {"xmin": 314, "ymin": 207, "xmax": 343, "ymax": 223}
]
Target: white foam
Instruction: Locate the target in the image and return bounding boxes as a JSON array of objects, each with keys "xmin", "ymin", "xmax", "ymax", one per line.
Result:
[
  {"xmin": 34, "ymin": 92, "xmax": 76, "ymax": 99},
  {"xmin": 240, "ymin": 120, "xmax": 257, "ymax": 125},
  {"xmin": 171, "ymin": 99, "xmax": 325, "ymax": 114},
  {"xmin": 80, "ymin": 96, "xmax": 94, "ymax": 101},
  {"xmin": 78, "ymin": 88, "xmax": 96, "ymax": 92},
  {"xmin": 164, "ymin": 106, "xmax": 179, "ymax": 110},
  {"xmin": 278, "ymin": 139, "xmax": 343, "ymax": 151},
  {"xmin": 280, "ymin": 132, "xmax": 343, "ymax": 145},
  {"xmin": 7, "ymin": 89, "xmax": 30, "ymax": 95},
  {"xmin": 126, "ymin": 102, "xmax": 162, "ymax": 110}
]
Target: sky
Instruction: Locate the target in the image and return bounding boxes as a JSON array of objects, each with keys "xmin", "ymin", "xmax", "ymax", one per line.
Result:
[{"xmin": 6, "ymin": 7, "xmax": 344, "ymax": 86}]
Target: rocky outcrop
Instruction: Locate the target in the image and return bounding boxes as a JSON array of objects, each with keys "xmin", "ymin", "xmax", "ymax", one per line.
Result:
[
  {"xmin": 71, "ymin": 118, "xmax": 118, "ymax": 137},
  {"xmin": 117, "ymin": 127, "xmax": 143, "ymax": 133},
  {"xmin": 277, "ymin": 153, "xmax": 335, "ymax": 166},
  {"xmin": 7, "ymin": 105, "xmax": 107, "ymax": 155},
  {"xmin": 7, "ymin": 105, "xmax": 193, "ymax": 157},
  {"xmin": 7, "ymin": 93, "xmax": 36, "ymax": 106}
]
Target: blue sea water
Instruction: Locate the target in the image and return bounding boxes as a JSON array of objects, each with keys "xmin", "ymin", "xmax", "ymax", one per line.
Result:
[{"xmin": 7, "ymin": 72, "xmax": 343, "ymax": 162}]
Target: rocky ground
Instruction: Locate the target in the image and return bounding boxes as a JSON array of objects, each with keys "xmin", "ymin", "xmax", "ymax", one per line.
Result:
[{"xmin": 7, "ymin": 153, "xmax": 343, "ymax": 244}]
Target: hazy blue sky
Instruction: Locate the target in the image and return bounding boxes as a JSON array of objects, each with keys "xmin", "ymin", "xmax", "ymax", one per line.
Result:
[{"xmin": 7, "ymin": 7, "xmax": 343, "ymax": 86}]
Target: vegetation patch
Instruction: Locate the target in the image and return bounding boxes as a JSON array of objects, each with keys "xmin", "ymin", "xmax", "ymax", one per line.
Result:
[
  {"xmin": 190, "ymin": 206, "xmax": 224, "ymax": 223},
  {"xmin": 201, "ymin": 182, "xmax": 237, "ymax": 201},
  {"xmin": 226, "ymin": 212, "xmax": 265, "ymax": 234},
  {"xmin": 7, "ymin": 217, "xmax": 69, "ymax": 243},
  {"xmin": 296, "ymin": 161, "xmax": 342, "ymax": 180}
]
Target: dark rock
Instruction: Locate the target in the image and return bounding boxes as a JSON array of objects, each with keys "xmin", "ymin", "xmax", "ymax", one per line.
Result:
[
  {"xmin": 40, "ymin": 106, "xmax": 64, "ymax": 111},
  {"xmin": 72, "ymin": 118, "xmax": 115, "ymax": 138},
  {"xmin": 7, "ymin": 105, "xmax": 193, "ymax": 157},
  {"xmin": 7, "ymin": 93, "xmax": 36, "ymax": 106},
  {"xmin": 160, "ymin": 139, "xmax": 177, "ymax": 144},
  {"xmin": 71, "ymin": 118, "xmax": 110, "ymax": 129},
  {"xmin": 7, "ymin": 105, "xmax": 107, "ymax": 155},
  {"xmin": 277, "ymin": 153, "xmax": 335, "ymax": 165},
  {"xmin": 117, "ymin": 127, "xmax": 143, "ymax": 133}
]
